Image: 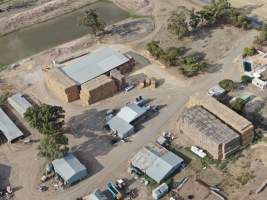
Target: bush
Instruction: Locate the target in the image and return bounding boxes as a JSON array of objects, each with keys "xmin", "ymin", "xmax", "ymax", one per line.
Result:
[
  {"xmin": 230, "ymin": 97, "xmax": 246, "ymax": 113},
  {"xmin": 219, "ymin": 79, "xmax": 234, "ymax": 92},
  {"xmin": 146, "ymin": 40, "xmax": 165, "ymax": 59},
  {"xmin": 241, "ymin": 75, "xmax": 253, "ymax": 84},
  {"xmin": 243, "ymin": 47, "xmax": 257, "ymax": 57},
  {"xmin": 161, "ymin": 47, "xmax": 184, "ymax": 66}
]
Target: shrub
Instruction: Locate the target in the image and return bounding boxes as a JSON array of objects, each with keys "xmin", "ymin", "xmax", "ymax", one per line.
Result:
[
  {"xmin": 146, "ymin": 40, "xmax": 165, "ymax": 59},
  {"xmin": 219, "ymin": 79, "xmax": 234, "ymax": 92},
  {"xmin": 243, "ymin": 47, "xmax": 257, "ymax": 57},
  {"xmin": 241, "ymin": 75, "xmax": 253, "ymax": 84},
  {"xmin": 230, "ymin": 97, "xmax": 246, "ymax": 113}
]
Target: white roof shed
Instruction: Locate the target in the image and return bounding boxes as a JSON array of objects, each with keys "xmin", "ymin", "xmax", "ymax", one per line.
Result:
[
  {"xmin": 8, "ymin": 93, "xmax": 32, "ymax": 117},
  {"xmin": 0, "ymin": 108, "xmax": 24, "ymax": 142}
]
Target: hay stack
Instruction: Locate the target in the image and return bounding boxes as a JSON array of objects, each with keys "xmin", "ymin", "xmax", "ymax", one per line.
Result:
[{"xmin": 80, "ymin": 75, "xmax": 117, "ymax": 105}]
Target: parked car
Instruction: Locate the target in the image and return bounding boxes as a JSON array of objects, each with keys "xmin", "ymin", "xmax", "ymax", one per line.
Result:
[{"xmin": 124, "ymin": 84, "xmax": 135, "ymax": 92}]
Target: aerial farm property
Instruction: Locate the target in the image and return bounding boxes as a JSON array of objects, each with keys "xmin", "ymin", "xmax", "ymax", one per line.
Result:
[{"xmin": 1, "ymin": 0, "xmax": 267, "ymax": 200}]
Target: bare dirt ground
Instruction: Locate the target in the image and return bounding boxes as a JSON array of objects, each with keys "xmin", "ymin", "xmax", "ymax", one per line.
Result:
[
  {"xmin": 229, "ymin": 0, "xmax": 267, "ymax": 22},
  {"xmin": 0, "ymin": 0, "xmax": 267, "ymax": 200}
]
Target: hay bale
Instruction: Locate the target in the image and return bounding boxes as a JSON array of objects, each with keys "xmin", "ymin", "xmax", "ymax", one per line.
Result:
[
  {"xmin": 80, "ymin": 75, "xmax": 117, "ymax": 105},
  {"xmin": 45, "ymin": 68, "xmax": 80, "ymax": 102}
]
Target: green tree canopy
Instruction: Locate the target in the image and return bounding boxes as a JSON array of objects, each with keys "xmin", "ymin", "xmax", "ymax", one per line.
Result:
[
  {"xmin": 219, "ymin": 79, "xmax": 234, "ymax": 92},
  {"xmin": 80, "ymin": 9, "xmax": 106, "ymax": 36},
  {"xmin": 241, "ymin": 75, "xmax": 253, "ymax": 84},
  {"xmin": 37, "ymin": 134, "xmax": 69, "ymax": 160},
  {"xmin": 230, "ymin": 97, "xmax": 246, "ymax": 113},
  {"xmin": 24, "ymin": 104, "xmax": 65, "ymax": 135},
  {"xmin": 168, "ymin": 7, "xmax": 190, "ymax": 39},
  {"xmin": 146, "ymin": 40, "xmax": 165, "ymax": 59},
  {"xmin": 243, "ymin": 47, "xmax": 257, "ymax": 57}
]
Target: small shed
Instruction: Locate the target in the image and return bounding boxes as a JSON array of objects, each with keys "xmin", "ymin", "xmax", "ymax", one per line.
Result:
[
  {"xmin": 0, "ymin": 108, "xmax": 24, "ymax": 142},
  {"xmin": 152, "ymin": 183, "xmax": 169, "ymax": 200},
  {"xmin": 52, "ymin": 153, "xmax": 87, "ymax": 185},
  {"xmin": 8, "ymin": 93, "xmax": 32, "ymax": 117},
  {"xmin": 131, "ymin": 143, "xmax": 184, "ymax": 183}
]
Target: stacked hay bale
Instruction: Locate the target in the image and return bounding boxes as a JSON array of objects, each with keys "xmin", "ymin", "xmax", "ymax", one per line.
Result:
[
  {"xmin": 150, "ymin": 77, "xmax": 157, "ymax": 88},
  {"xmin": 187, "ymin": 94, "xmax": 254, "ymax": 146},
  {"xmin": 45, "ymin": 68, "xmax": 80, "ymax": 102},
  {"xmin": 80, "ymin": 75, "xmax": 117, "ymax": 105},
  {"xmin": 178, "ymin": 106, "xmax": 241, "ymax": 160},
  {"xmin": 109, "ymin": 69, "xmax": 126, "ymax": 90}
]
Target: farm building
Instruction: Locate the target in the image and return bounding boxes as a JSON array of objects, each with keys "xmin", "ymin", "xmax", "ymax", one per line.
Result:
[
  {"xmin": 131, "ymin": 143, "xmax": 184, "ymax": 183},
  {"xmin": 178, "ymin": 106, "xmax": 241, "ymax": 160},
  {"xmin": 186, "ymin": 94, "xmax": 254, "ymax": 146},
  {"xmin": 107, "ymin": 103, "xmax": 149, "ymax": 138},
  {"xmin": 45, "ymin": 47, "xmax": 134, "ymax": 104},
  {"xmin": 0, "ymin": 108, "xmax": 24, "ymax": 143},
  {"xmin": 8, "ymin": 93, "xmax": 32, "ymax": 117},
  {"xmin": 52, "ymin": 153, "xmax": 87, "ymax": 185}
]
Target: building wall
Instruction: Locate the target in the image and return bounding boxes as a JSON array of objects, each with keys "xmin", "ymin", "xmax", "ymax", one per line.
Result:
[{"xmin": 178, "ymin": 118, "xmax": 221, "ymax": 159}]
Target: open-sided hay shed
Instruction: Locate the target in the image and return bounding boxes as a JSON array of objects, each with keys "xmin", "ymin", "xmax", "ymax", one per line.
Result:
[
  {"xmin": 178, "ymin": 106, "xmax": 241, "ymax": 160},
  {"xmin": 186, "ymin": 94, "xmax": 254, "ymax": 146},
  {"xmin": 45, "ymin": 68, "xmax": 80, "ymax": 102},
  {"xmin": 80, "ymin": 75, "xmax": 117, "ymax": 105}
]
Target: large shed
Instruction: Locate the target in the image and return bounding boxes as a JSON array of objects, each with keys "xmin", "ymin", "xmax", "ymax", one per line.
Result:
[
  {"xmin": 131, "ymin": 143, "xmax": 184, "ymax": 183},
  {"xmin": 61, "ymin": 47, "xmax": 132, "ymax": 85},
  {"xmin": 85, "ymin": 189, "xmax": 108, "ymax": 200},
  {"xmin": 8, "ymin": 93, "xmax": 32, "ymax": 117},
  {"xmin": 178, "ymin": 106, "xmax": 241, "ymax": 160},
  {"xmin": 187, "ymin": 94, "xmax": 254, "ymax": 146},
  {"xmin": 0, "ymin": 108, "xmax": 24, "ymax": 142},
  {"xmin": 52, "ymin": 153, "xmax": 87, "ymax": 185}
]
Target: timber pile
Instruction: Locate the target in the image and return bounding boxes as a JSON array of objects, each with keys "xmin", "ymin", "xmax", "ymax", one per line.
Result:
[
  {"xmin": 187, "ymin": 94, "xmax": 254, "ymax": 146},
  {"xmin": 80, "ymin": 75, "xmax": 117, "ymax": 105},
  {"xmin": 45, "ymin": 68, "xmax": 80, "ymax": 102}
]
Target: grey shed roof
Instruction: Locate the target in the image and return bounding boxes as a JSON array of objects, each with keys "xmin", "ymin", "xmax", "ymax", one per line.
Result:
[
  {"xmin": 87, "ymin": 189, "xmax": 108, "ymax": 200},
  {"xmin": 52, "ymin": 153, "xmax": 87, "ymax": 184},
  {"xmin": 107, "ymin": 116, "xmax": 134, "ymax": 138},
  {"xmin": 62, "ymin": 48, "xmax": 130, "ymax": 84},
  {"xmin": 107, "ymin": 103, "xmax": 148, "ymax": 138},
  {"xmin": 0, "ymin": 108, "xmax": 23, "ymax": 142},
  {"xmin": 131, "ymin": 143, "xmax": 184, "ymax": 183},
  {"xmin": 8, "ymin": 93, "xmax": 32, "ymax": 117},
  {"xmin": 117, "ymin": 103, "xmax": 148, "ymax": 123}
]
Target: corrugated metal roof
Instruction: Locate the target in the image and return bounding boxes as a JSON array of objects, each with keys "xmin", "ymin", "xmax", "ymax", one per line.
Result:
[
  {"xmin": 62, "ymin": 48, "xmax": 130, "ymax": 84},
  {"xmin": 8, "ymin": 93, "xmax": 32, "ymax": 117},
  {"xmin": 107, "ymin": 103, "xmax": 148, "ymax": 138},
  {"xmin": 117, "ymin": 103, "xmax": 148, "ymax": 123},
  {"xmin": 131, "ymin": 143, "xmax": 184, "ymax": 183},
  {"xmin": 0, "ymin": 108, "xmax": 23, "ymax": 142},
  {"xmin": 107, "ymin": 116, "xmax": 134, "ymax": 138},
  {"xmin": 52, "ymin": 153, "xmax": 87, "ymax": 183}
]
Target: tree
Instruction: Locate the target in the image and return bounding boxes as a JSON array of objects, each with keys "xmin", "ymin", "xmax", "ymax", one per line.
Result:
[
  {"xmin": 161, "ymin": 47, "xmax": 184, "ymax": 66},
  {"xmin": 219, "ymin": 79, "xmax": 234, "ymax": 92},
  {"xmin": 243, "ymin": 47, "xmax": 257, "ymax": 57},
  {"xmin": 146, "ymin": 40, "xmax": 165, "ymax": 59},
  {"xmin": 182, "ymin": 53, "xmax": 207, "ymax": 76},
  {"xmin": 168, "ymin": 8, "xmax": 190, "ymax": 39},
  {"xmin": 38, "ymin": 134, "xmax": 69, "ymax": 160},
  {"xmin": 24, "ymin": 104, "xmax": 65, "ymax": 135},
  {"xmin": 80, "ymin": 9, "xmax": 106, "ymax": 36},
  {"xmin": 241, "ymin": 75, "xmax": 253, "ymax": 84},
  {"xmin": 230, "ymin": 97, "xmax": 246, "ymax": 113}
]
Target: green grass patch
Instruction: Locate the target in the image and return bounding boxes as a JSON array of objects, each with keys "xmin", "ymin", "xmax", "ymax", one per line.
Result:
[
  {"xmin": 0, "ymin": 93, "xmax": 9, "ymax": 106},
  {"xmin": 127, "ymin": 10, "xmax": 145, "ymax": 19},
  {"xmin": 0, "ymin": 64, "xmax": 8, "ymax": 72}
]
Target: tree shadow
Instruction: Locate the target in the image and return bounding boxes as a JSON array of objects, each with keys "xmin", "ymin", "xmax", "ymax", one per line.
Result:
[
  {"xmin": 0, "ymin": 164, "xmax": 11, "ymax": 189},
  {"xmin": 204, "ymin": 63, "xmax": 223, "ymax": 73},
  {"xmin": 237, "ymin": 4, "xmax": 264, "ymax": 16},
  {"xmin": 126, "ymin": 51, "xmax": 151, "ymax": 69},
  {"xmin": 190, "ymin": 25, "xmax": 221, "ymax": 42}
]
